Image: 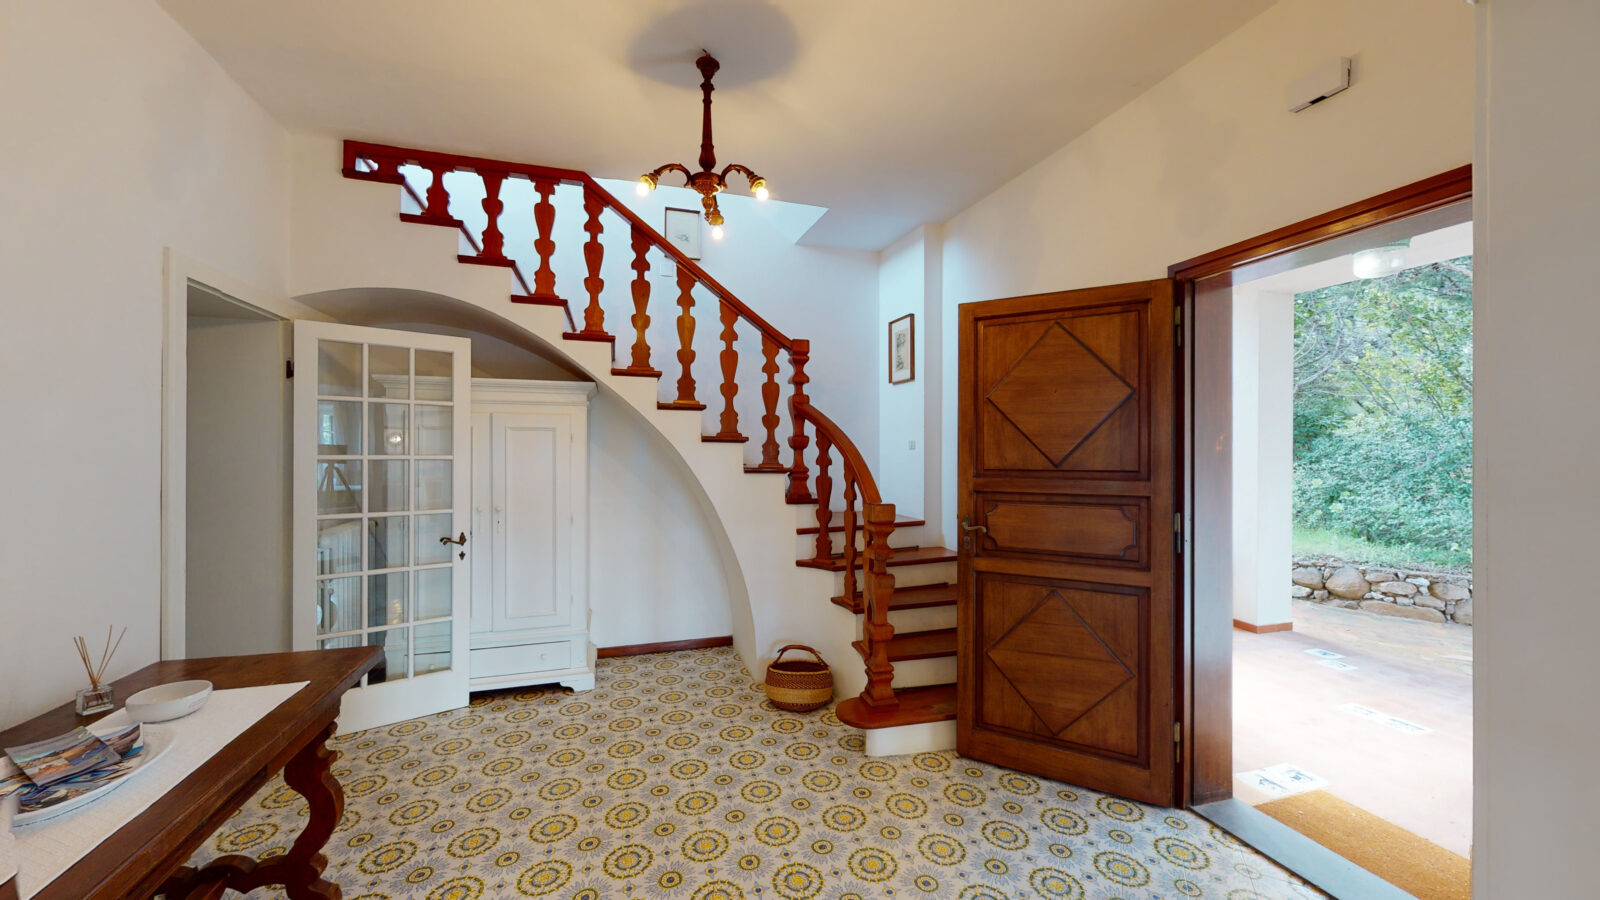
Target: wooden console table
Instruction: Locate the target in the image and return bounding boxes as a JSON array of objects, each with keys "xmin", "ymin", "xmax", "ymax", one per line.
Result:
[{"xmin": 0, "ymin": 648, "xmax": 380, "ymax": 900}]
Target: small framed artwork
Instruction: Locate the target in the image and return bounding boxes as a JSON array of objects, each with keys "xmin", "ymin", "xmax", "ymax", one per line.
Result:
[
  {"xmin": 888, "ymin": 313, "xmax": 915, "ymax": 384},
  {"xmin": 664, "ymin": 208, "xmax": 702, "ymax": 260}
]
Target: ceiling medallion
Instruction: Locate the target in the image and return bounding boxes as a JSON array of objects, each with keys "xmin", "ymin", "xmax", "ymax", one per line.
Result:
[{"xmin": 637, "ymin": 52, "xmax": 769, "ymax": 240}]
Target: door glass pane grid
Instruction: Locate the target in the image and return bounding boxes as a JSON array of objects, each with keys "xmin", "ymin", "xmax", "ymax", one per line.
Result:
[{"xmin": 313, "ymin": 340, "xmax": 457, "ymax": 683}]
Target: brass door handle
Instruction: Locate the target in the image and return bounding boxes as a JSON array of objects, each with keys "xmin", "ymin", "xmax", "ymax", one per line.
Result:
[
  {"xmin": 960, "ymin": 517, "xmax": 987, "ymax": 534},
  {"xmin": 439, "ymin": 532, "xmax": 467, "ymax": 546}
]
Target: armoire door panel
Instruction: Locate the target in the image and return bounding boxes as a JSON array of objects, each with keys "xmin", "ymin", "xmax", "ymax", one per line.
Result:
[{"xmin": 493, "ymin": 414, "xmax": 571, "ymax": 632}]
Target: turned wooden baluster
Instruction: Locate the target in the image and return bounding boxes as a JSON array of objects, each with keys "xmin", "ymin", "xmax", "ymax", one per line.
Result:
[
  {"xmin": 709, "ymin": 302, "xmax": 744, "ymax": 440},
  {"xmin": 530, "ymin": 177, "xmax": 559, "ymax": 299},
  {"xmin": 840, "ymin": 474, "xmax": 859, "ymax": 606},
  {"xmin": 662, "ymin": 266, "xmax": 703, "ymax": 409},
  {"xmin": 616, "ymin": 229, "xmax": 659, "ymax": 376},
  {"xmin": 786, "ymin": 340, "xmax": 814, "ymax": 503},
  {"xmin": 574, "ymin": 188, "xmax": 608, "ymax": 337},
  {"xmin": 750, "ymin": 335, "xmax": 786, "ymax": 471},
  {"xmin": 860, "ymin": 502, "xmax": 899, "ymax": 708},
  {"xmin": 812, "ymin": 433, "xmax": 834, "ymax": 561},
  {"xmin": 422, "ymin": 162, "xmax": 454, "ymax": 222},
  {"xmin": 476, "ymin": 172, "xmax": 506, "ymax": 262}
]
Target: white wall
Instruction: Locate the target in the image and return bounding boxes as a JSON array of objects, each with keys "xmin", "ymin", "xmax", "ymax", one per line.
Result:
[
  {"xmin": 876, "ymin": 230, "xmax": 928, "ymax": 517},
  {"xmin": 587, "ymin": 396, "xmax": 736, "ymax": 648},
  {"xmin": 186, "ymin": 316, "xmax": 292, "ymax": 656},
  {"xmin": 1229, "ymin": 288, "xmax": 1293, "ymax": 628},
  {"xmin": 1474, "ymin": 1, "xmax": 1600, "ymax": 893},
  {"xmin": 935, "ymin": 0, "xmax": 1472, "ymax": 542},
  {"xmin": 0, "ymin": 0, "xmax": 290, "ymax": 727}
]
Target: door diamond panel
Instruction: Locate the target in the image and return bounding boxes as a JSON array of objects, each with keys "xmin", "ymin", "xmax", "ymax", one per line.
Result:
[
  {"xmin": 986, "ymin": 323, "xmax": 1133, "ymax": 466},
  {"xmin": 986, "ymin": 590, "xmax": 1134, "ymax": 735}
]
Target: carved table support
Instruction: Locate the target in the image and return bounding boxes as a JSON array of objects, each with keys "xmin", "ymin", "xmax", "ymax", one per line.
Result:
[{"xmin": 157, "ymin": 721, "xmax": 343, "ymax": 900}]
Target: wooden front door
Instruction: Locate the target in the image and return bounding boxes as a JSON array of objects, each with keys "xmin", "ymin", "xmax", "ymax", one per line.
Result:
[{"xmin": 956, "ymin": 280, "xmax": 1179, "ymax": 806}]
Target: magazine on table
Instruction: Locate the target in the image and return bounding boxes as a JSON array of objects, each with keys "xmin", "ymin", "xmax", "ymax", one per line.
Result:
[{"xmin": 1, "ymin": 723, "xmax": 144, "ymax": 813}]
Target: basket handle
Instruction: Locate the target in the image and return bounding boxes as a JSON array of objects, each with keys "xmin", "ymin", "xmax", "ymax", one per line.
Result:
[{"xmin": 773, "ymin": 644, "xmax": 825, "ymax": 665}]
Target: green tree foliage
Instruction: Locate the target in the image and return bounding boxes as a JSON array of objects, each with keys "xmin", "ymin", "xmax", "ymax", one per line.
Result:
[{"xmin": 1292, "ymin": 256, "xmax": 1473, "ymax": 567}]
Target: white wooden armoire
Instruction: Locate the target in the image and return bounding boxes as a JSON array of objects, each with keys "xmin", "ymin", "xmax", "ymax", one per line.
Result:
[{"xmin": 468, "ymin": 379, "xmax": 596, "ymax": 692}]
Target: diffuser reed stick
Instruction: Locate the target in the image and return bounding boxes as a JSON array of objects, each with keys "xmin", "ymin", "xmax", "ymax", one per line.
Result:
[{"xmin": 73, "ymin": 626, "xmax": 125, "ymax": 714}]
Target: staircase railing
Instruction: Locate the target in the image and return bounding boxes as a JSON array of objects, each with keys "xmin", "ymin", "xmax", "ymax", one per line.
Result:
[{"xmin": 342, "ymin": 139, "xmax": 903, "ymax": 710}]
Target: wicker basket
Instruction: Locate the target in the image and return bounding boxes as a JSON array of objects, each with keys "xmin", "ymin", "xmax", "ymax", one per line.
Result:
[{"xmin": 763, "ymin": 645, "xmax": 833, "ymax": 712}]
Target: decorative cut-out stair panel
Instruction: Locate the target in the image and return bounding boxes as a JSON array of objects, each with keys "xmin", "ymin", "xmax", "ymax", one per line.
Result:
[{"xmin": 294, "ymin": 137, "xmax": 957, "ymax": 749}]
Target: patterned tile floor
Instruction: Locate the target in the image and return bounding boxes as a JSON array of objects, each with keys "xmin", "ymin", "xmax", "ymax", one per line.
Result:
[{"xmin": 198, "ymin": 648, "xmax": 1324, "ymax": 899}]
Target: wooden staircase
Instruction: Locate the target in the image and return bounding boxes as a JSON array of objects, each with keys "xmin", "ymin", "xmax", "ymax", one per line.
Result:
[{"xmin": 340, "ymin": 140, "xmax": 958, "ymax": 737}]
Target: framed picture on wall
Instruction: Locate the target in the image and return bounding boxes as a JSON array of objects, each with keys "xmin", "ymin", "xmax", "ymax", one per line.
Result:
[
  {"xmin": 888, "ymin": 313, "xmax": 915, "ymax": 384},
  {"xmin": 664, "ymin": 208, "xmax": 702, "ymax": 260}
]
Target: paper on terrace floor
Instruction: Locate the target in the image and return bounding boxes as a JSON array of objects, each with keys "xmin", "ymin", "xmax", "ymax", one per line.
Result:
[{"xmin": 3, "ymin": 681, "xmax": 308, "ymax": 900}]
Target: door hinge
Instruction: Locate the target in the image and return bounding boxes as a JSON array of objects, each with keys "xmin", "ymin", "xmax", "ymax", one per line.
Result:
[
  {"xmin": 285, "ymin": 359, "xmax": 294, "ymax": 379},
  {"xmin": 1174, "ymin": 721, "xmax": 1182, "ymax": 762},
  {"xmin": 1173, "ymin": 513, "xmax": 1184, "ymax": 555},
  {"xmin": 1174, "ymin": 306, "xmax": 1183, "ymax": 347}
]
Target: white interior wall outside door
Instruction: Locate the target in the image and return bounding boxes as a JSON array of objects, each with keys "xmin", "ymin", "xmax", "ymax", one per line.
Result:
[{"xmin": 292, "ymin": 321, "xmax": 473, "ymax": 732}]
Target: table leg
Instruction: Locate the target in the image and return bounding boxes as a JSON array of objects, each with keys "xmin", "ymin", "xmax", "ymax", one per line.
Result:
[{"xmin": 160, "ymin": 720, "xmax": 344, "ymax": 900}]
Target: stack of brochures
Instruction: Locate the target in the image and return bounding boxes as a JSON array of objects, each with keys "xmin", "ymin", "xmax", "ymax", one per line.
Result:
[{"xmin": 1, "ymin": 723, "xmax": 144, "ymax": 817}]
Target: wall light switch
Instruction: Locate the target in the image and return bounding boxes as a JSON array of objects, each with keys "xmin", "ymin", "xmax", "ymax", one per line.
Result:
[{"xmin": 908, "ymin": 440, "xmax": 917, "ymax": 450}]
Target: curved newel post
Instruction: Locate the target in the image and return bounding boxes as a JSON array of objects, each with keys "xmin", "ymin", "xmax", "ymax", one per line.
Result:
[
  {"xmin": 860, "ymin": 501, "xmax": 899, "ymax": 708},
  {"xmin": 572, "ymin": 187, "xmax": 609, "ymax": 339},
  {"xmin": 661, "ymin": 266, "xmax": 704, "ymax": 409},
  {"xmin": 615, "ymin": 229, "xmax": 660, "ymax": 376},
  {"xmin": 812, "ymin": 434, "xmax": 834, "ymax": 561},
  {"xmin": 785, "ymin": 340, "xmax": 814, "ymax": 503}
]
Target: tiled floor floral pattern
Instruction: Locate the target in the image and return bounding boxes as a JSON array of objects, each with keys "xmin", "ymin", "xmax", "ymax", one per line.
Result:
[{"xmin": 197, "ymin": 648, "xmax": 1324, "ymax": 898}]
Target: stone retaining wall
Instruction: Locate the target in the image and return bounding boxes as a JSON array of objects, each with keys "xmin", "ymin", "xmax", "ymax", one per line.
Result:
[{"xmin": 1292, "ymin": 558, "xmax": 1473, "ymax": 625}]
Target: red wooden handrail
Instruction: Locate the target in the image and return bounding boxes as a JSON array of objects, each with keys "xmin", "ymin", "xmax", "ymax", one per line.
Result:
[{"xmin": 343, "ymin": 140, "xmax": 792, "ymax": 351}]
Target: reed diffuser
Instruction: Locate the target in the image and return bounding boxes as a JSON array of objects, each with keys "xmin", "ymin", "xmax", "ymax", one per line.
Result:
[{"xmin": 73, "ymin": 626, "xmax": 126, "ymax": 715}]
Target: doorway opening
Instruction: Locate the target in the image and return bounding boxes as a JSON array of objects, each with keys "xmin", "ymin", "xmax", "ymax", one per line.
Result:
[
  {"xmin": 1229, "ymin": 221, "xmax": 1473, "ymax": 900},
  {"xmin": 184, "ymin": 283, "xmax": 292, "ymax": 659},
  {"xmin": 1175, "ymin": 168, "xmax": 1472, "ymax": 900}
]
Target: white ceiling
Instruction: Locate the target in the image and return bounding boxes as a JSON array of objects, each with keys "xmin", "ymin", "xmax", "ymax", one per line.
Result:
[{"xmin": 158, "ymin": 0, "xmax": 1275, "ymax": 251}]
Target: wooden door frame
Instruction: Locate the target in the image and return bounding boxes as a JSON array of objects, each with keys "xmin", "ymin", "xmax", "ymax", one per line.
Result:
[{"xmin": 1167, "ymin": 165, "xmax": 1472, "ymax": 808}]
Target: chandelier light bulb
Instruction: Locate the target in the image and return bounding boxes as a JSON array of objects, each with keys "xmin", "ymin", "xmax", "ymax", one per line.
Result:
[
  {"xmin": 636, "ymin": 181, "xmax": 649, "ymax": 197},
  {"xmin": 711, "ymin": 225, "xmax": 725, "ymax": 241},
  {"xmin": 753, "ymin": 179, "xmax": 770, "ymax": 201}
]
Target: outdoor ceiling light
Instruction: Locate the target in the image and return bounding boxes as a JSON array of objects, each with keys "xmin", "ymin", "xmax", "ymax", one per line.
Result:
[{"xmin": 1353, "ymin": 240, "xmax": 1412, "ymax": 279}]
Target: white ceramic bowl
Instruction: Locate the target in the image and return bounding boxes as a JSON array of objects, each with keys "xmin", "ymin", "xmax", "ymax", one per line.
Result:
[{"xmin": 125, "ymin": 680, "xmax": 212, "ymax": 723}]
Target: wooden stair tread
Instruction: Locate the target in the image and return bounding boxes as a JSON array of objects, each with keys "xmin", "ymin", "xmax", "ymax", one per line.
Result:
[
  {"xmin": 798, "ymin": 514, "xmax": 924, "ymax": 535},
  {"xmin": 836, "ymin": 684, "xmax": 956, "ymax": 729},
  {"xmin": 830, "ymin": 583, "xmax": 957, "ymax": 614},
  {"xmin": 797, "ymin": 546, "xmax": 959, "ymax": 571},
  {"xmin": 852, "ymin": 627, "xmax": 956, "ymax": 662}
]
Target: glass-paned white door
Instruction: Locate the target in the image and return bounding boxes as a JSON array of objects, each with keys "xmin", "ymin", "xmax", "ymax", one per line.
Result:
[{"xmin": 293, "ymin": 322, "xmax": 472, "ymax": 732}]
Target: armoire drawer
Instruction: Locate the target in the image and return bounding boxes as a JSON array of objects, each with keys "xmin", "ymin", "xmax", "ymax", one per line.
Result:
[{"xmin": 470, "ymin": 639, "xmax": 572, "ymax": 678}]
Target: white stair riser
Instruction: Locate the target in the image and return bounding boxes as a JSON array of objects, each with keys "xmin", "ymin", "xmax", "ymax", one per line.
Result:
[
  {"xmin": 864, "ymin": 720, "xmax": 957, "ymax": 757},
  {"xmin": 888, "ymin": 655, "xmax": 957, "ymax": 688},
  {"xmin": 794, "ymin": 529, "xmax": 928, "ymax": 560},
  {"xmin": 836, "ymin": 561, "xmax": 956, "ymax": 593},
  {"xmin": 877, "ymin": 603, "xmax": 956, "ymax": 633}
]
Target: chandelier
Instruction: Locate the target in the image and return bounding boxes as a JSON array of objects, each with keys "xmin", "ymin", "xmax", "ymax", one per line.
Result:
[{"xmin": 637, "ymin": 52, "xmax": 769, "ymax": 240}]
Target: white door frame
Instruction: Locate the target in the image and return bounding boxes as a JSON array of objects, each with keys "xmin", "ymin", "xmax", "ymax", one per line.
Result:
[{"xmin": 158, "ymin": 248, "xmax": 331, "ymax": 660}]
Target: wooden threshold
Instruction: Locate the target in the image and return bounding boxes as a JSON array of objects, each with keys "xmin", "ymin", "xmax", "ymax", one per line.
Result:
[
  {"xmin": 1194, "ymin": 800, "xmax": 1419, "ymax": 900},
  {"xmin": 836, "ymin": 683, "xmax": 956, "ymax": 729},
  {"xmin": 597, "ymin": 636, "xmax": 733, "ymax": 658},
  {"xmin": 1233, "ymin": 619, "xmax": 1293, "ymax": 634}
]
